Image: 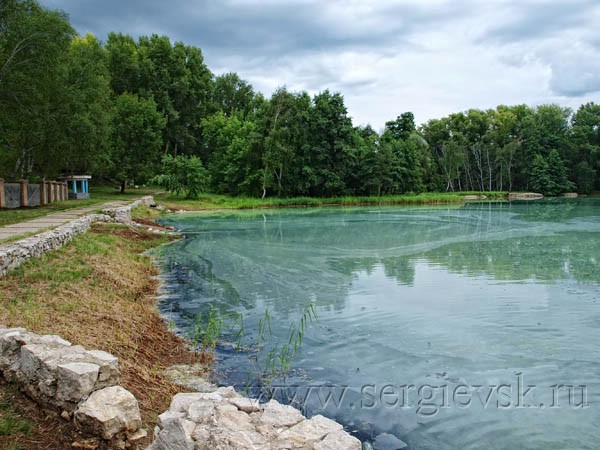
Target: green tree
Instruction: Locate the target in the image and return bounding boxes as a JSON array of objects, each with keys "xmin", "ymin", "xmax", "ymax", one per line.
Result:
[
  {"xmin": 529, "ymin": 154, "xmax": 551, "ymax": 194},
  {"xmin": 105, "ymin": 32, "xmax": 140, "ymax": 95},
  {"xmin": 201, "ymin": 112, "xmax": 262, "ymax": 196},
  {"xmin": 136, "ymin": 35, "xmax": 213, "ymax": 155},
  {"xmin": 57, "ymin": 33, "xmax": 112, "ymax": 174},
  {"xmin": 570, "ymin": 102, "xmax": 600, "ymax": 191},
  {"xmin": 385, "ymin": 112, "xmax": 416, "ymax": 141},
  {"xmin": 152, "ymin": 154, "xmax": 209, "ymax": 198},
  {"xmin": 212, "ymin": 72, "xmax": 256, "ymax": 117},
  {"xmin": 530, "ymin": 150, "xmax": 573, "ymax": 196},
  {"xmin": 546, "ymin": 149, "xmax": 573, "ymax": 195},
  {"xmin": 258, "ymin": 88, "xmax": 311, "ymax": 197},
  {"xmin": 304, "ymin": 90, "xmax": 355, "ymax": 196},
  {"xmin": 0, "ymin": 0, "xmax": 75, "ymax": 179},
  {"xmin": 110, "ymin": 93, "xmax": 166, "ymax": 192}
]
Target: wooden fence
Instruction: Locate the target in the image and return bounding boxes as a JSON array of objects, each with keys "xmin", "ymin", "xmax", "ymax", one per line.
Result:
[{"xmin": 0, "ymin": 179, "xmax": 68, "ymax": 209}]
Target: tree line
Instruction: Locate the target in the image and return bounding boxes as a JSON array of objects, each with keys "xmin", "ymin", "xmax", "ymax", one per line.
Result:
[{"xmin": 1, "ymin": 0, "xmax": 599, "ymax": 196}]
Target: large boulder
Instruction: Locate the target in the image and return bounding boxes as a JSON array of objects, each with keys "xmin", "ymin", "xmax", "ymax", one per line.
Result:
[{"xmin": 75, "ymin": 386, "xmax": 142, "ymax": 440}]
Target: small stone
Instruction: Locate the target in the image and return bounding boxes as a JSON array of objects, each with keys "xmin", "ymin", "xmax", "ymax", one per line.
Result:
[
  {"xmin": 61, "ymin": 410, "xmax": 71, "ymax": 420},
  {"xmin": 215, "ymin": 386, "xmax": 239, "ymax": 399},
  {"xmin": 86, "ymin": 350, "xmax": 119, "ymax": 385},
  {"xmin": 127, "ymin": 428, "xmax": 148, "ymax": 442},
  {"xmin": 39, "ymin": 335, "xmax": 71, "ymax": 347},
  {"xmin": 222, "ymin": 430, "xmax": 269, "ymax": 448},
  {"xmin": 71, "ymin": 439, "xmax": 100, "ymax": 449},
  {"xmin": 164, "ymin": 364, "xmax": 217, "ymax": 393},
  {"xmin": 229, "ymin": 396, "xmax": 261, "ymax": 413},
  {"xmin": 260, "ymin": 400, "xmax": 304, "ymax": 428},
  {"xmin": 372, "ymin": 433, "xmax": 408, "ymax": 450}
]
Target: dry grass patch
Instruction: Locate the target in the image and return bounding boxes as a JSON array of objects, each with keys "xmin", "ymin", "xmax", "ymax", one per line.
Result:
[{"xmin": 0, "ymin": 224, "xmax": 199, "ymax": 448}]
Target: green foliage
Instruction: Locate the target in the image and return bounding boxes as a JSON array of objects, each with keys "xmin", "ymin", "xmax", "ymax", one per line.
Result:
[
  {"xmin": 152, "ymin": 154, "xmax": 209, "ymax": 198},
  {"xmin": 574, "ymin": 161, "xmax": 596, "ymax": 194},
  {"xmin": 110, "ymin": 93, "xmax": 166, "ymax": 192},
  {"xmin": 0, "ymin": 0, "xmax": 75, "ymax": 179},
  {"xmin": 59, "ymin": 34, "xmax": 112, "ymax": 174},
  {"xmin": 212, "ymin": 72, "xmax": 256, "ymax": 117},
  {"xmin": 188, "ymin": 309, "xmax": 223, "ymax": 357},
  {"xmin": 251, "ymin": 303, "xmax": 318, "ymax": 384},
  {"xmin": 202, "ymin": 112, "xmax": 262, "ymax": 195},
  {"xmin": 530, "ymin": 150, "xmax": 574, "ymax": 196},
  {"xmin": 0, "ymin": 386, "xmax": 33, "ymax": 437}
]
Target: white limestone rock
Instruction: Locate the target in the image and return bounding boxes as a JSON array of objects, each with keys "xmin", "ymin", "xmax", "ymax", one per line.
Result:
[
  {"xmin": 75, "ymin": 386, "xmax": 142, "ymax": 440},
  {"xmin": 148, "ymin": 417, "xmax": 196, "ymax": 450},
  {"xmin": 260, "ymin": 400, "xmax": 305, "ymax": 428},
  {"xmin": 279, "ymin": 415, "xmax": 343, "ymax": 444},
  {"xmin": 313, "ymin": 429, "xmax": 362, "ymax": 450},
  {"xmin": 170, "ymin": 392, "xmax": 222, "ymax": 413},
  {"xmin": 56, "ymin": 362, "xmax": 100, "ymax": 403},
  {"xmin": 186, "ymin": 399, "xmax": 216, "ymax": 424},
  {"xmin": 86, "ymin": 349, "xmax": 119, "ymax": 386}
]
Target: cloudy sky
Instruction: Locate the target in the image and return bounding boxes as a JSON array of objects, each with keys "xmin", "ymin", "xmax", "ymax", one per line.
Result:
[{"xmin": 40, "ymin": 0, "xmax": 600, "ymax": 129}]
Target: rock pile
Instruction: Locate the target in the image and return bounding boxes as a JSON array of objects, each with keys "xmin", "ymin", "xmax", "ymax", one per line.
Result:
[
  {"xmin": 148, "ymin": 388, "xmax": 362, "ymax": 450},
  {"xmin": 0, "ymin": 327, "xmax": 144, "ymax": 446}
]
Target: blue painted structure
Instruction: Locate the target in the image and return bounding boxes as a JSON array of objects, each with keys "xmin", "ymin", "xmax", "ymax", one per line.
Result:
[{"xmin": 59, "ymin": 175, "xmax": 91, "ymax": 199}]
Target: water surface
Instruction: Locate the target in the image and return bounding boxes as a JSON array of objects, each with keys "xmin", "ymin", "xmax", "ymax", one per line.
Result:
[{"xmin": 156, "ymin": 199, "xmax": 600, "ymax": 450}]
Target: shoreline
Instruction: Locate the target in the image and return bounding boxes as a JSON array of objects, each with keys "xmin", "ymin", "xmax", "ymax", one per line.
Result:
[{"xmin": 148, "ymin": 212, "xmax": 367, "ymax": 449}]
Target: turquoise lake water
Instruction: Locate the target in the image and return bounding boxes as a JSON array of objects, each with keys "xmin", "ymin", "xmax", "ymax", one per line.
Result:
[{"xmin": 156, "ymin": 199, "xmax": 600, "ymax": 450}]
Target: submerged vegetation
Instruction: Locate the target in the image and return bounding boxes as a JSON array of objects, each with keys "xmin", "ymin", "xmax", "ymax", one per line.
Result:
[{"xmin": 2, "ymin": 0, "xmax": 599, "ymax": 199}]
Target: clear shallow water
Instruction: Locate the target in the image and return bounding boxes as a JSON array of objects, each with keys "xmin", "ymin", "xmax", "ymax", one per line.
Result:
[{"xmin": 155, "ymin": 199, "xmax": 600, "ymax": 450}]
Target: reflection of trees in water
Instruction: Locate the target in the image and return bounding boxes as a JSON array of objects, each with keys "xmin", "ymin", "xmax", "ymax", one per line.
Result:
[
  {"xmin": 157, "ymin": 201, "xmax": 600, "ymax": 319},
  {"xmin": 507, "ymin": 198, "xmax": 600, "ymax": 223},
  {"xmin": 422, "ymin": 232, "xmax": 600, "ymax": 283},
  {"xmin": 328, "ymin": 256, "xmax": 416, "ymax": 286},
  {"xmin": 329, "ymin": 231, "xmax": 600, "ymax": 286}
]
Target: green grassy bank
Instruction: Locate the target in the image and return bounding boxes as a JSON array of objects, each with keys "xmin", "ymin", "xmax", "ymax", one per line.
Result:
[{"xmin": 154, "ymin": 191, "xmax": 510, "ymax": 211}]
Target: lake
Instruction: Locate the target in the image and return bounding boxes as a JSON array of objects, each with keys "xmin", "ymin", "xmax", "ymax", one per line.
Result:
[{"xmin": 155, "ymin": 199, "xmax": 600, "ymax": 450}]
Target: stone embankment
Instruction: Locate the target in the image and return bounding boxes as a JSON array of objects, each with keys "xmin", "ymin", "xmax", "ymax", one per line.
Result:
[
  {"xmin": 102, "ymin": 196, "xmax": 155, "ymax": 224},
  {"xmin": 0, "ymin": 326, "xmax": 363, "ymax": 449},
  {"xmin": 149, "ymin": 388, "xmax": 362, "ymax": 450},
  {"xmin": 0, "ymin": 196, "xmax": 155, "ymax": 277},
  {"xmin": 0, "ymin": 327, "xmax": 145, "ymax": 446}
]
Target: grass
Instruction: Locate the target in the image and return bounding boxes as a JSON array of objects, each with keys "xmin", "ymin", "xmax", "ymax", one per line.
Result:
[
  {"xmin": 0, "ymin": 185, "xmax": 158, "ymax": 227},
  {"xmin": 0, "ymin": 223, "xmax": 196, "ymax": 449},
  {"xmin": 0, "ymin": 386, "xmax": 33, "ymax": 447},
  {"xmin": 153, "ymin": 191, "xmax": 502, "ymax": 211}
]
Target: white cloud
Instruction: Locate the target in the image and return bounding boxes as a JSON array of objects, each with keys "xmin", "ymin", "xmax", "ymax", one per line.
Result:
[{"xmin": 39, "ymin": 0, "xmax": 600, "ymax": 127}]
